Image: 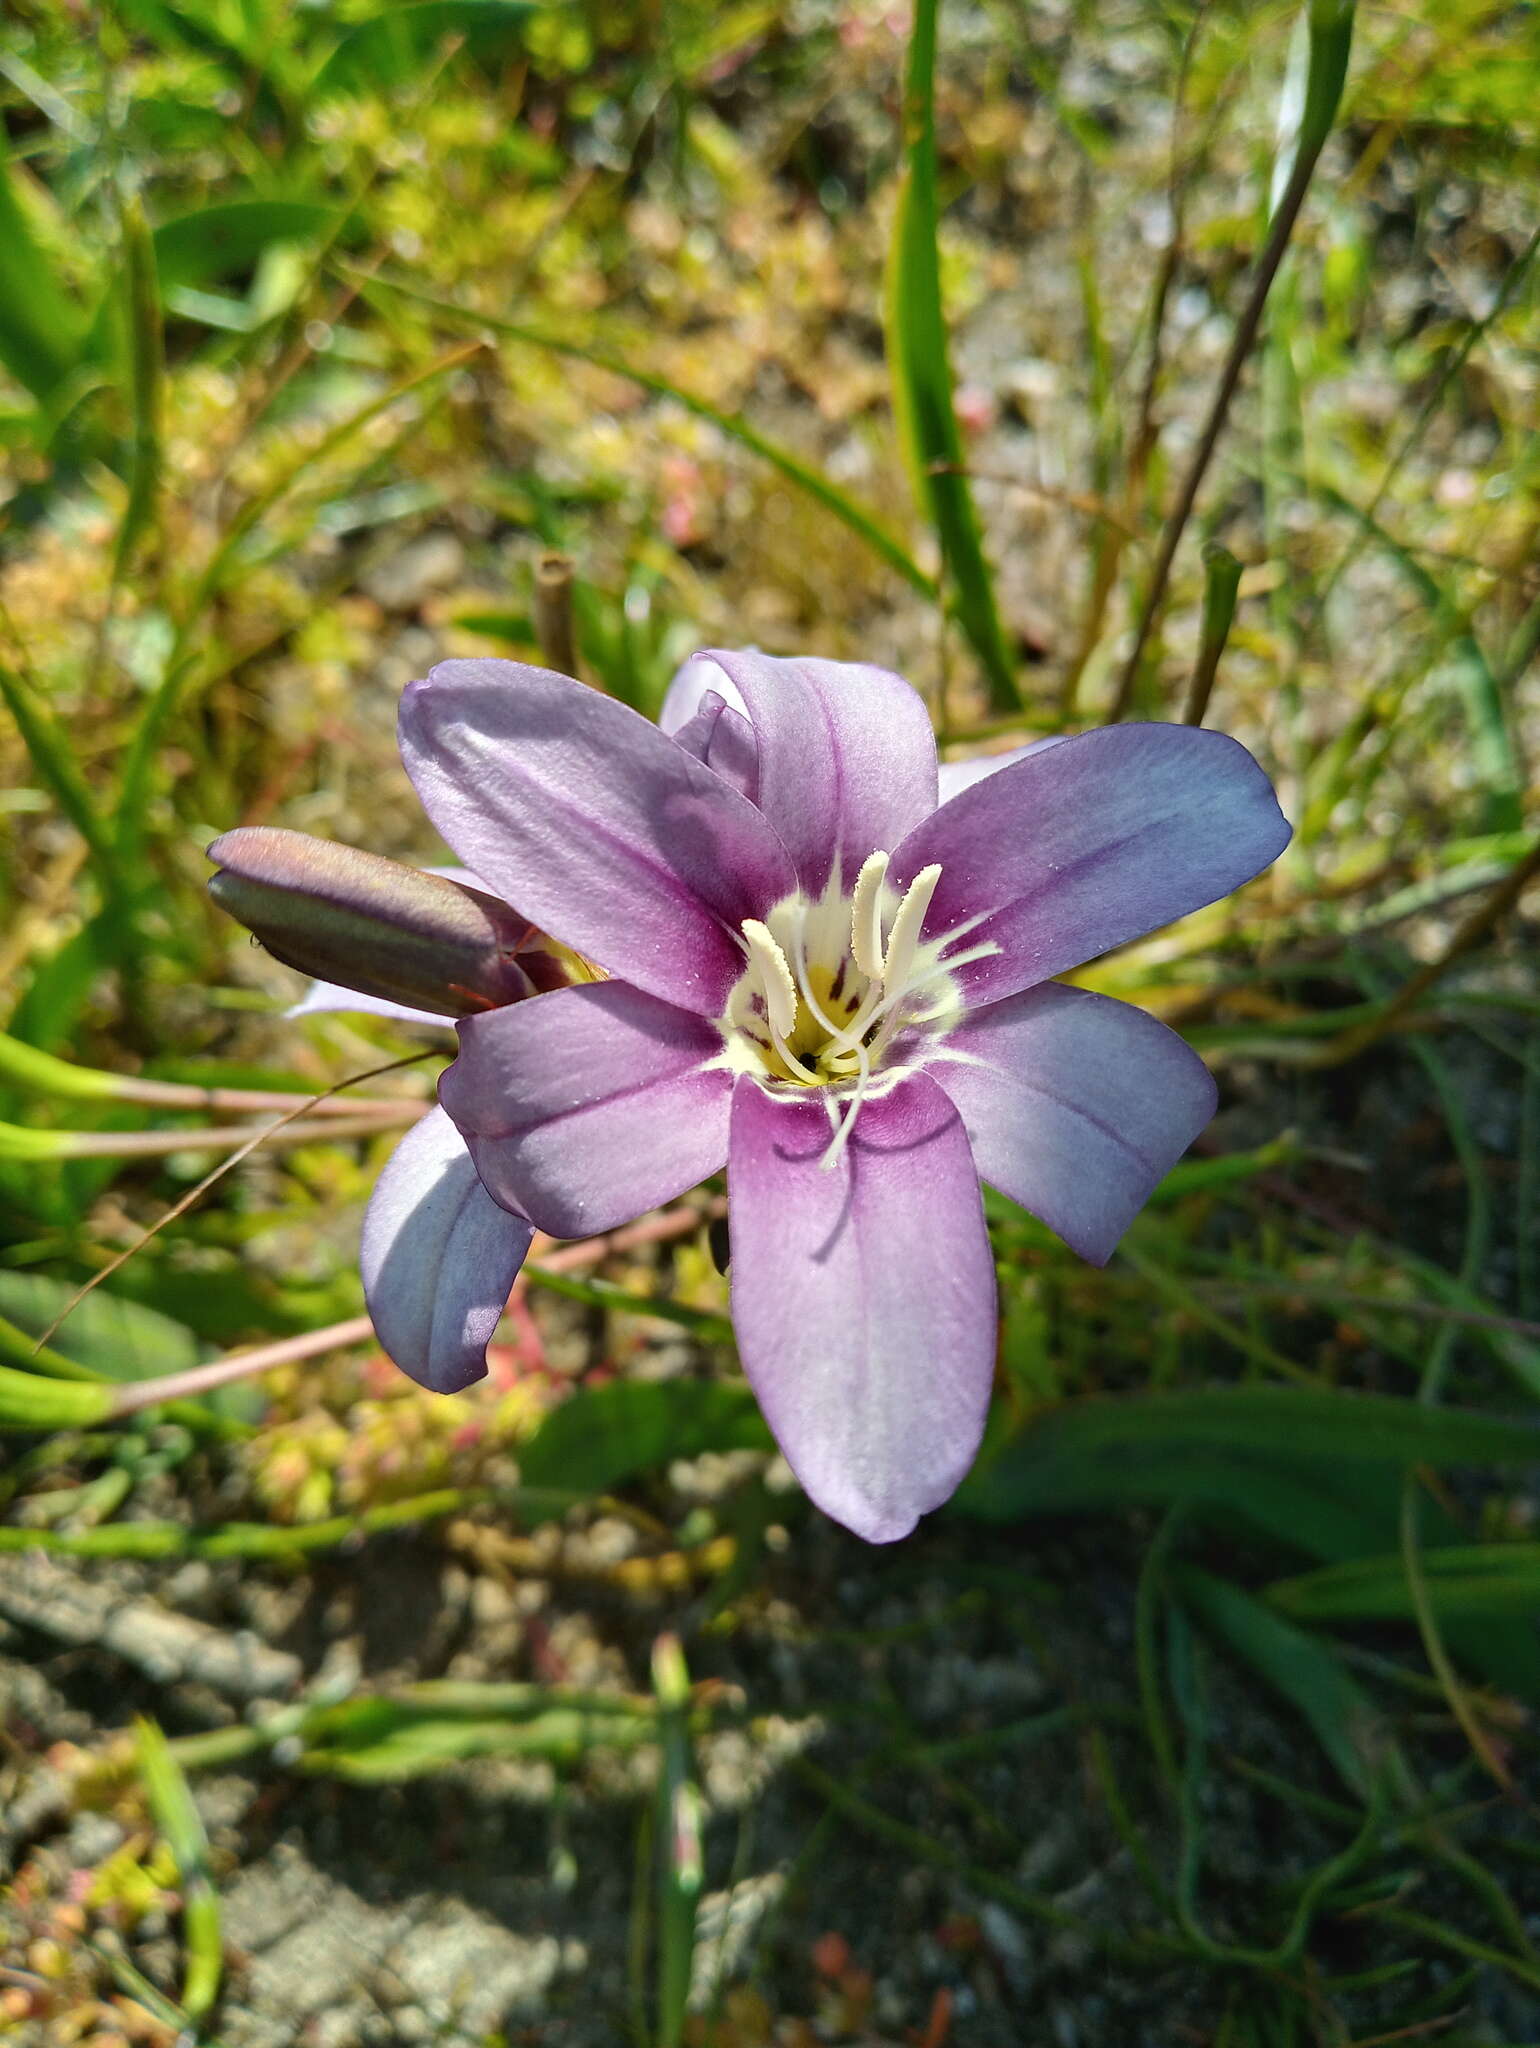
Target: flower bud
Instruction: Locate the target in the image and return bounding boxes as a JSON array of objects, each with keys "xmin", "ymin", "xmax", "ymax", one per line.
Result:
[{"xmin": 207, "ymin": 827, "xmax": 563, "ymax": 1017}]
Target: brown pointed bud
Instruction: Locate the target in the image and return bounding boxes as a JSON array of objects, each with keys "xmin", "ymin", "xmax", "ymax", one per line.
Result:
[{"xmin": 207, "ymin": 827, "xmax": 562, "ymax": 1017}]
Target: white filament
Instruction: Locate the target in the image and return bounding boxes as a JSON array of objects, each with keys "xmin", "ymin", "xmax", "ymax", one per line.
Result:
[{"xmin": 734, "ymin": 858, "xmax": 960, "ymax": 1154}]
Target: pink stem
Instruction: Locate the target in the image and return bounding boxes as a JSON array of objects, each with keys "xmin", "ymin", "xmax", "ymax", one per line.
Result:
[
  {"xmin": 107, "ymin": 1197, "xmax": 727, "ymax": 1418},
  {"xmin": 53, "ymin": 1108, "xmax": 425, "ymax": 1160},
  {"xmin": 107, "ymin": 1076, "xmax": 425, "ymax": 1116}
]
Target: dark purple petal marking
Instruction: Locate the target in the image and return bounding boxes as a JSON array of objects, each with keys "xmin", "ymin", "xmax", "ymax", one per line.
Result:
[
  {"xmin": 399, "ymin": 658, "xmax": 795, "ymax": 1015},
  {"xmin": 360, "ymin": 1107, "xmax": 534, "ymax": 1393},
  {"xmin": 441, "ymin": 980, "xmax": 732, "ymax": 1238},
  {"xmin": 928, "ymin": 981, "xmax": 1217, "ymax": 1264},
  {"xmin": 889, "ymin": 722, "xmax": 1291, "ymax": 1006},
  {"xmin": 726, "ymin": 1070, "xmax": 997, "ymax": 1543},
  {"xmin": 701, "ymin": 649, "xmax": 939, "ymax": 895}
]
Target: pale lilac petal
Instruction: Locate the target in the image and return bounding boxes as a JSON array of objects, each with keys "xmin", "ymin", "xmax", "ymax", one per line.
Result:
[
  {"xmin": 288, "ymin": 981, "xmax": 454, "ymax": 1027},
  {"xmin": 670, "ymin": 690, "xmax": 760, "ymax": 801},
  {"xmin": 928, "ymin": 982, "xmax": 1216, "ymax": 1263},
  {"xmin": 727, "ymin": 1071, "xmax": 997, "ymax": 1543},
  {"xmin": 360, "ymin": 1107, "xmax": 534, "ymax": 1393},
  {"xmin": 701, "ymin": 649, "xmax": 938, "ymax": 895},
  {"xmin": 441, "ymin": 981, "xmax": 732, "ymax": 1238},
  {"xmin": 659, "ymin": 655, "xmax": 747, "ymax": 733},
  {"xmin": 399, "ymin": 659, "xmax": 794, "ymax": 1015},
  {"xmin": 936, "ymin": 734, "xmax": 1067, "ymax": 803},
  {"xmin": 891, "ymin": 723, "xmax": 1291, "ymax": 1005}
]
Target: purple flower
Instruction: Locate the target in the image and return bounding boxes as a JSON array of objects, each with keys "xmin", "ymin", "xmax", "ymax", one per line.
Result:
[{"xmin": 363, "ymin": 650, "xmax": 1291, "ymax": 1542}]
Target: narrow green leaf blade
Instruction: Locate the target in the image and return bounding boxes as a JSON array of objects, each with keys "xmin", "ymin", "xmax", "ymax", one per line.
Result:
[
  {"xmin": 0, "ymin": 134, "xmax": 86, "ymax": 400},
  {"xmin": 0, "ymin": 1271, "xmax": 203, "ymax": 1384},
  {"xmin": 153, "ymin": 199, "xmax": 340, "ymax": 291},
  {"xmin": 886, "ymin": 0, "xmax": 1019, "ymax": 709},
  {"xmin": 136, "ymin": 1718, "xmax": 223, "ymax": 2021},
  {"xmin": 311, "ymin": 1, "xmax": 537, "ymax": 97},
  {"xmin": 1176, "ymin": 1566, "xmax": 1389, "ymax": 1799}
]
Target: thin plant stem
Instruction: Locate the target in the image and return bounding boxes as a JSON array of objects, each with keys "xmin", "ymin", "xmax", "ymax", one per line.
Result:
[
  {"xmin": 1109, "ymin": 0, "xmax": 1355, "ymax": 718},
  {"xmin": 105, "ymin": 1199, "xmax": 723, "ymax": 1418},
  {"xmin": 34, "ymin": 1053, "xmax": 437, "ymax": 1352}
]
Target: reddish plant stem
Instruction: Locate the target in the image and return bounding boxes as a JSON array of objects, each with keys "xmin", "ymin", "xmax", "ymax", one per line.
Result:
[{"xmin": 107, "ymin": 1198, "xmax": 726, "ymax": 1418}]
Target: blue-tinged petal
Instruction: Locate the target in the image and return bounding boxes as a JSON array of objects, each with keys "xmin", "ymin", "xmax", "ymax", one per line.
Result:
[
  {"xmin": 727, "ymin": 1070, "xmax": 997, "ymax": 1543},
  {"xmin": 360, "ymin": 1107, "xmax": 534, "ymax": 1393},
  {"xmin": 399, "ymin": 658, "xmax": 795, "ymax": 1016},
  {"xmin": 700, "ymin": 649, "xmax": 938, "ymax": 895},
  {"xmin": 890, "ymin": 722, "xmax": 1291, "ymax": 1006},
  {"xmin": 928, "ymin": 981, "xmax": 1216, "ymax": 1264},
  {"xmin": 441, "ymin": 981, "xmax": 732, "ymax": 1238}
]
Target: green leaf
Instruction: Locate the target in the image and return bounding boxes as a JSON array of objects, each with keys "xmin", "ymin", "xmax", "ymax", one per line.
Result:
[
  {"xmin": 310, "ymin": 1, "xmax": 538, "ymax": 98},
  {"xmin": 955, "ymin": 1387, "xmax": 1540, "ymax": 1537},
  {"xmin": 113, "ymin": 193, "xmax": 164, "ymax": 576},
  {"xmin": 0, "ymin": 1271, "xmax": 203, "ymax": 1383},
  {"xmin": 0, "ymin": 1358, "xmax": 115, "ymax": 1431},
  {"xmin": 1269, "ymin": 1544, "xmax": 1540, "ymax": 1623},
  {"xmin": 517, "ymin": 1380, "xmax": 770, "ymax": 1501},
  {"xmin": 885, "ymin": 0, "xmax": 1019, "ymax": 709},
  {"xmin": 153, "ymin": 199, "xmax": 339, "ymax": 292},
  {"xmin": 1175, "ymin": 1566, "xmax": 1390, "ymax": 1799},
  {"xmin": 297, "ymin": 1683, "xmax": 657, "ymax": 1779},
  {"xmin": 0, "ymin": 134, "xmax": 87, "ymax": 401},
  {"xmin": 0, "ymin": 664, "xmax": 112, "ymax": 864},
  {"xmin": 136, "ymin": 1718, "xmax": 222, "ymax": 2021}
]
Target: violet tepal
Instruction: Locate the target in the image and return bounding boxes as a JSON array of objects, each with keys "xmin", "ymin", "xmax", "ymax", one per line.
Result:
[{"xmin": 210, "ymin": 651, "xmax": 1291, "ymax": 1543}]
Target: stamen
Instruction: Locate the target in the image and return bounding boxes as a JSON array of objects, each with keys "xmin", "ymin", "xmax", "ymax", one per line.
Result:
[
  {"xmin": 790, "ymin": 904, "xmax": 847, "ymax": 1045},
  {"xmin": 819, "ymin": 1032, "xmax": 873, "ymax": 1172},
  {"xmin": 880, "ymin": 863, "xmax": 942, "ymax": 996},
  {"xmin": 741, "ymin": 918, "xmax": 799, "ymax": 1041},
  {"xmin": 849, "ymin": 851, "xmax": 891, "ymax": 980}
]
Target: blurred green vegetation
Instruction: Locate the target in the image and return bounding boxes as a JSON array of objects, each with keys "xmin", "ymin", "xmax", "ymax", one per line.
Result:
[{"xmin": 1, "ymin": 0, "xmax": 1539, "ymax": 2042}]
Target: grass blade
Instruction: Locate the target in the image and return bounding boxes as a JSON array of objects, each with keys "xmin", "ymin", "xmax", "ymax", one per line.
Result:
[
  {"xmin": 359, "ymin": 272, "xmax": 936, "ymax": 599},
  {"xmin": 1314, "ymin": 481, "xmax": 1521, "ymax": 831},
  {"xmin": 887, "ymin": 0, "xmax": 1020, "ymax": 709},
  {"xmin": 653, "ymin": 1634, "xmax": 703, "ymax": 2048},
  {"xmin": 135, "ymin": 1717, "xmax": 223, "ymax": 2022},
  {"xmin": 0, "ymin": 659, "xmax": 112, "ymax": 864},
  {"xmin": 1110, "ymin": 0, "xmax": 1356, "ymax": 716},
  {"xmin": 1176, "ymin": 1565, "xmax": 1390, "ymax": 1798},
  {"xmin": 1269, "ymin": 1543, "xmax": 1540, "ymax": 1623},
  {"xmin": 0, "ymin": 128, "xmax": 86, "ymax": 401},
  {"xmin": 112, "ymin": 192, "xmax": 165, "ymax": 578}
]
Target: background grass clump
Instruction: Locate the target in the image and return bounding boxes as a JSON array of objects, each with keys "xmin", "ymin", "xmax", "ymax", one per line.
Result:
[{"xmin": 2, "ymin": 1, "xmax": 1539, "ymax": 2043}]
